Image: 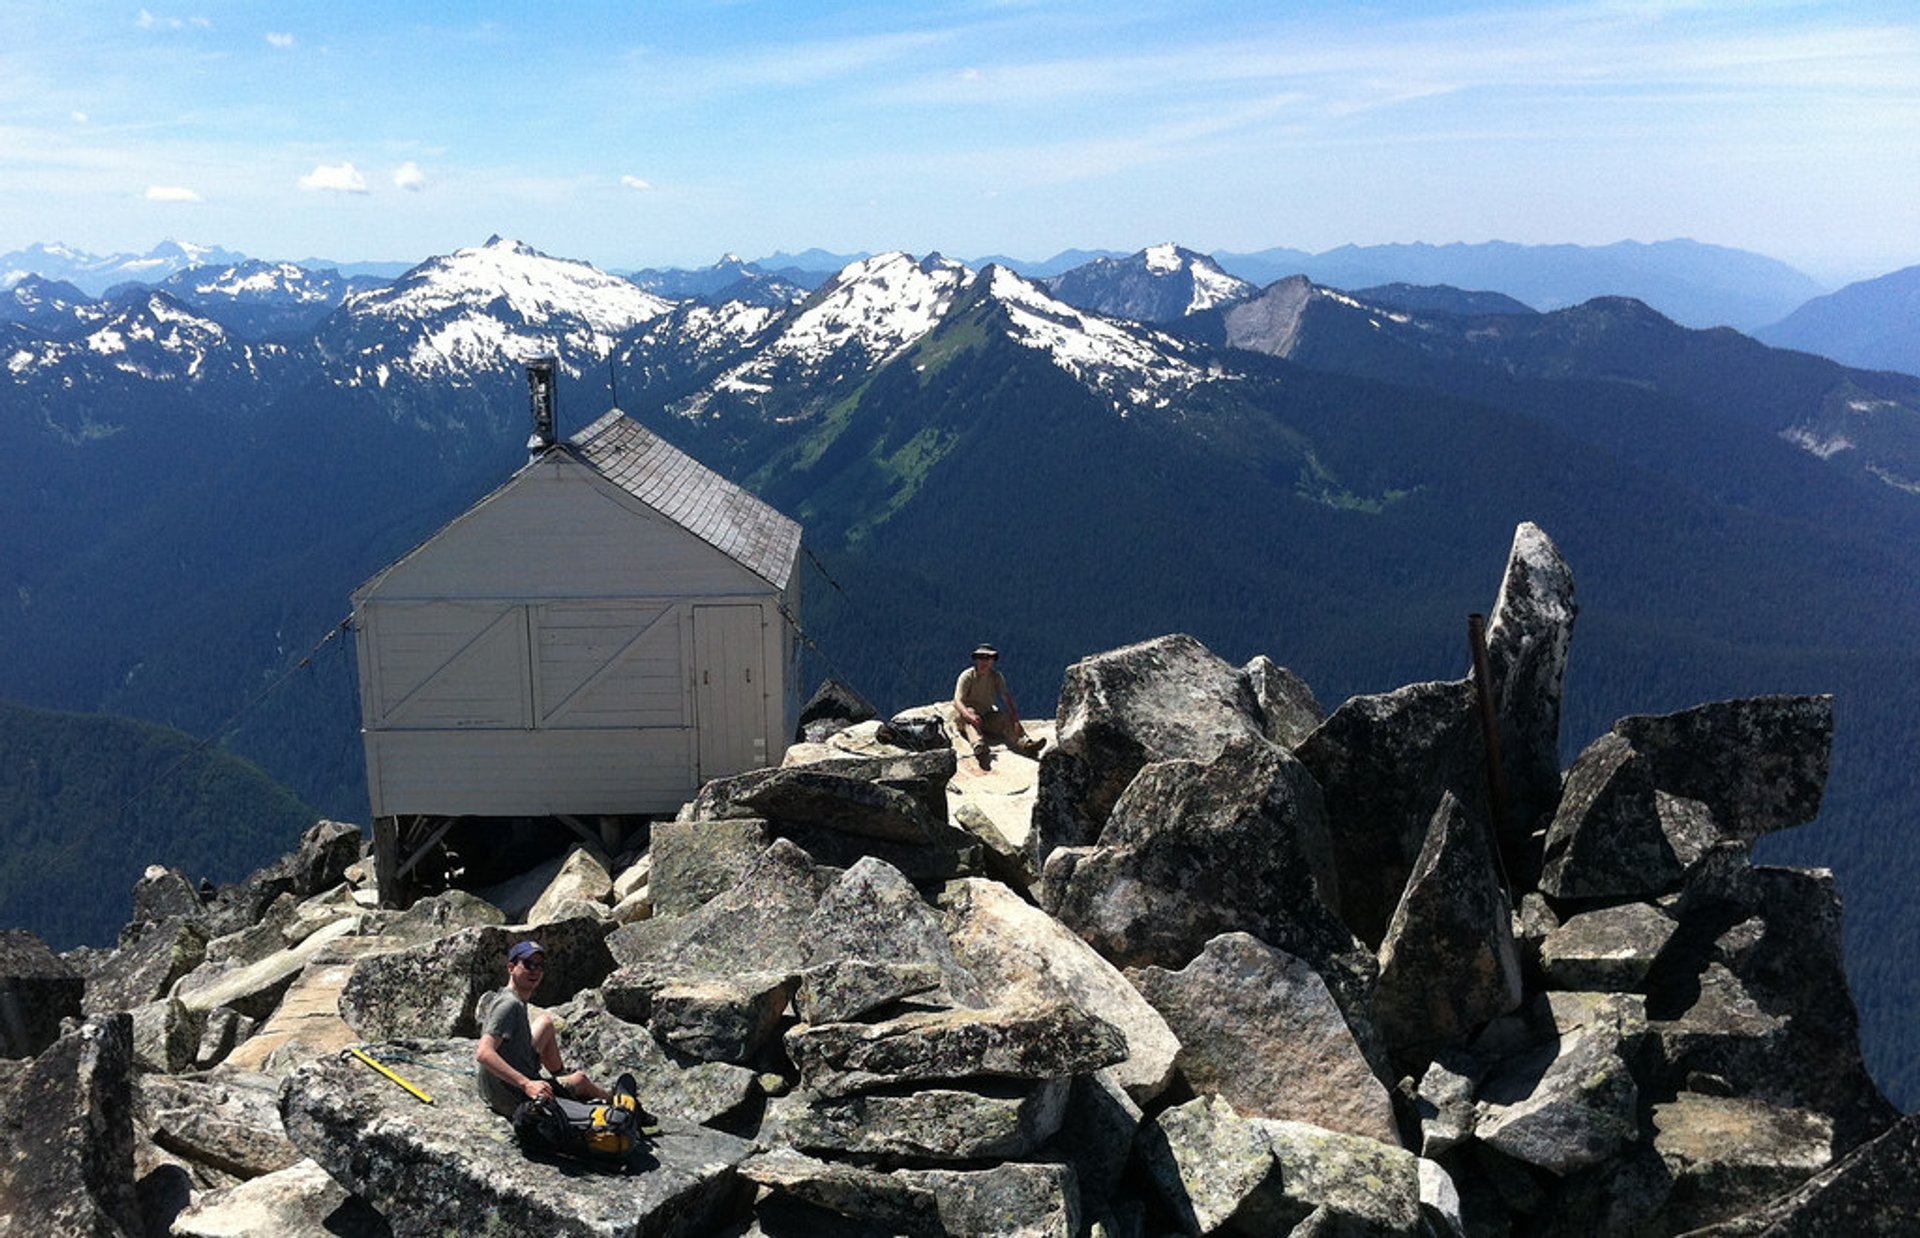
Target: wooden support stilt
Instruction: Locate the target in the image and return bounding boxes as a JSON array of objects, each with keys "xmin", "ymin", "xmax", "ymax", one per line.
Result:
[{"xmin": 373, "ymin": 815, "xmax": 401, "ymax": 909}]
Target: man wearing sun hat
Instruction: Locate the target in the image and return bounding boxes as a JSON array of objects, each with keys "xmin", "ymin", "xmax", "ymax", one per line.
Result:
[
  {"xmin": 474, "ymin": 939, "xmax": 610, "ymax": 1118},
  {"xmin": 952, "ymin": 642, "xmax": 1045, "ymax": 768}
]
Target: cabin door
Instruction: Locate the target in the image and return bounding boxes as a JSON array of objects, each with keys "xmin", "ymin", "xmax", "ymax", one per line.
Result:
[{"xmin": 693, "ymin": 604, "xmax": 767, "ymax": 780}]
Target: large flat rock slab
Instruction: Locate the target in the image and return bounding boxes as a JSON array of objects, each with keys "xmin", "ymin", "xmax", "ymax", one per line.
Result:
[{"xmin": 279, "ymin": 1038, "xmax": 754, "ymax": 1237}]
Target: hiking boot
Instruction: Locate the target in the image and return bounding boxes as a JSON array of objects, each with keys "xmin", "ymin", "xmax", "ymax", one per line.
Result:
[{"xmin": 974, "ymin": 743, "xmax": 993, "ymax": 769}]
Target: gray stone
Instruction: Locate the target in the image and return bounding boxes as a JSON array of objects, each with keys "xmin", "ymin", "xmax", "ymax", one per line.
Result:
[
  {"xmin": 1050, "ymin": 1070, "xmax": 1143, "ymax": 1210},
  {"xmin": 648, "ymin": 818, "xmax": 770, "ymax": 917},
  {"xmin": 194, "ymin": 1006, "xmax": 255, "ymax": 1071},
  {"xmin": 1242, "ymin": 655, "xmax": 1325, "ymax": 749},
  {"xmin": 1684, "ymin": 1111, "xmax": 1920, "ymax": 1236},
  {"xmin": 1128, "ymin": 933, "xmax": 1395, "ymax": 1144},
  {"xmin": 468, "ymin": 851, "xmax": 570, "ymax": 923},
  {"xmin": 171, "ymin": 916, "xmax": 357, "ymax": 1020},
  {"xmin": 950, "ymin": 799, "xmax": 1035, "ymax": 891},
  {"xmin": 942, "ymin": 877, "xmax": 1180, "ymax": 1103},
  {"xmin": 610, "ymin": 838, "xmax": 832, "ymax": 979},
  {"xmin": 741, "ymin": 1148, "xmax": 1078, "ymax": 1237},
  {"xmin": 1144, "ymin": 1096, "xmax": 1425, "ymax": 1235},
  {"xmin": 806, "ymin": 857, "xmax": 983, "ymax": 1007},
  {"xmin": 1648, "ymin": 863, "xmax": 1897, "ymax": 1152},
  {"xmin": 1374, "ymin": 792, "xmax": 1523, "ymax": 1069},
  {"xmin": 369, "ymin": 887, "xmax": 506, "ymax": 946},
  {"xmin": 1481, "ymin": 521, "xmax": 1577, "ymax": 846},
  {"xmin": 525, "ymin": 844, "xmax": 613, "ymax": 925},
  {"xmin": 781, "ymin": 746, "xmax": 959, "ymax": 827},
  {"xmin": 130, "ymin": 996, "xmax": 204, "ymax": 1074},
  {"xmin": 1541, "ymin": 697, "xmax": 1833, "ymax": 900},
  {"xmin": 1539, "ymin": 733, "xmax": 1703, "ymax": 900},
  {"xmin": 288, "ymin": 820, "xmax": 364, "ymax": 899},
  {"xmin": 1031, "ymin": 633, "xmax": 1271, "ymax": 865},
  {"xmin": 203, "ymin": 892, "xmax": 300, "ymax": 969},
  {"xmin": 1419, "ymin": 1155, "xmax": 1466, "ymax": 1238},
  {"xmin": 1539, "ymin": 902, "xmax": 1676, "ymax": 991},
  {"xmin": 739, "ymin": 768, "xmax": 938, "ymax": 843},
  {"xmin": 1652, "ymin": 1093, "xmax": 1833, "ymax": 1232},
  {"xmin": 0, "ymin": 929, "xmax": 85, "ymax": 1058},
  {"xmin": 794, "ymin": 959, "xmax": 944, "ymax": 1025},
  {"xmin": 1616, "ymin": 696, "xmax": 1832, "ymax": 840},
  {"xmin": 1141, "ymin": 1094, "xmax": 1281, "ymax": 1234},
  {"xmin": 1045, "ymin": 737, "xmax": 1370, "ymax": 1028},
  {"xmin": 1294, "ymin": 677, "xmax": 1487, "ymax": 950},
  {"xmin": 169, "ymin": 1157, "xmax": 390, "ymax": 1238},
  {"xmin": 140, "ymin": 1070, "xmax": 302, "ymax": 1180},
  {"xmin": 279, "ymin": 1038, "xmax": 755, "ymax": 1236},
  {"xmin": 129, "ymin": 864, "xmax": 207, "ymax": 931},
  {"xmin": 1473, "ymin": 992, "xmax": 1646, "ymax": 1176},
  {"xmin": 766, "ymin": 1077, "xmax": 1068, "ymax": 1160},
  {"xmin": 560, "ymin": 1005, "xmax": 761, "ymax": 1128},
  {"xmin": 741, "ymin": 1146, "xmax": 940, "ymax": 1232},
  {"xmin": 794, "ymin": 678, "xmax": 879, "ymax": 745},
  {"xmin": 0, "ymin": 1013, "xmax": 142, "ymax": 1236},
  {"xmin": 651, "ymin": 971, "xmax": 797, "ymax": 1064},
  {"xmin": 336, "ymin": 915, "xmax": 613, "ymax": 1040},
  {"xmin": 81, "ymin": 918, "xmax": 208, "ymax": 1017},
  {"xmin": 1413, "ymin": 1053, "xmax": 1481, "ymax": 1158},
  {"xmin": 786, "ymin": 1003, "xmax": 1128, "ymax": 1099},
  {"xmin": 611, "ymin": 852, "xmax": 651, "ymax": 904},
  {"xmin": 897, "ymin": 1162, "xmax": 1078, "ymax": 1238}
]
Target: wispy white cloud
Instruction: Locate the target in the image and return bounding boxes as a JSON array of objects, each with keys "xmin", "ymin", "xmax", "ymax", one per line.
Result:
[
  {"xmin": 266, "ymin": 32, "xmax": 294, "ymax": 49},
  {"xmin": 135, "ymin": 9, "xmax": 210, "ymax": 31},
  {"xmin": 620, "ymin": 175, "xmax": 653, "ymax": 191},
  {"xmin": 298, "ymin": 162, "xmax": 368, "ymax": 193},
  {"xmin": 144, "ymin": 185, "xmax": 202, "ymax": 202},
  {"xmin": 71, "ymin": 111, "xmax": 89, "ymax": 124},
  {"xmin": 393, "ymin": 161, "xmax": 426, "ymax": 191}
]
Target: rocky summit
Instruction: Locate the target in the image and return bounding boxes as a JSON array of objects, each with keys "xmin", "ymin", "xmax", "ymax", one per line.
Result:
[{"xmin": 0, "ymin": 521, "xmax": 1913, "ymax": 1236}]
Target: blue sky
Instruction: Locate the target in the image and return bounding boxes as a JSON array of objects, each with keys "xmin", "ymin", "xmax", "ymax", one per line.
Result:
[{"xmin": 4, "ymin": 1, "xmax": 1917, "ymax": 281}]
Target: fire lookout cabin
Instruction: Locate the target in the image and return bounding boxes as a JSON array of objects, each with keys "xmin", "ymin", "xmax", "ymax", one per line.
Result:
[{"xmin": 352, "ymin": 361, "xmax": 802, "ymax": 905}]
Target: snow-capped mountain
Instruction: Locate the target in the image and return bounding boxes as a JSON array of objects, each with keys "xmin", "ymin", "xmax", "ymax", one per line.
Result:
[
  {"xmin": 625, "ymin": 254, "xmax": 813, "ymax": 307},
  {"xmin": 1, "ymin": 240, "xmax": 249, "ymax": 296},
  {"xmin": 977, "ymin": 264, "xmax": 1216, "ymax": 410},
  {"xmin": 0, "ymin": 274, "xmax": 104, "ymax": 333},
  {"xmin": 8, "ymin": 291, "xmax": 231, "ymax": 379},
  {"xmin": 679, "ymin": 252, "xmax": 976, "ymax": 417},
  {"xmin": 317, "ymin": 236, "xmax": 676, "ymax": 385},
  {"xmin": 1044, "ymin": 243, "xmax": 1255, "ymax": 323},
  {"xmin": 156, "ymin": 260, "xmax": 379, "ymax": 340}
]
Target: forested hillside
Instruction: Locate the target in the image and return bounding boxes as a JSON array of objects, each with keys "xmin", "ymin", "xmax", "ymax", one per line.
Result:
[{"xmin": 0, "ymin": 698, "xmax": 316, "ymax": 948}]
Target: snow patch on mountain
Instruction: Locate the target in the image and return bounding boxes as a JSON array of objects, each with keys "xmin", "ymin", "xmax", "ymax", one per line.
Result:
[
  {"xmin": 330, "ymin": 237, "xmax": 675, "ymax": 381},
  {"xmin": 190, "ymin": 261, "xmax": 335, "ymax": 303},
  {"xmin": 984, "ymin": 265, "xmax": 1214, "ymax": 408},
  {"xmin": 682, "ymin": 253, "xmax": 973, "ymax": 414},
  {"xmin": 1144, "ymin": 242, "xmax": 1183, "ymax": 275}
]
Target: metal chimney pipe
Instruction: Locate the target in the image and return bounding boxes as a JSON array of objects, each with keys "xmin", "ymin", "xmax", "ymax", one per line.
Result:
[{"xmin": 526, "ymin": 356, "xmax": 558, "ymax": 454}]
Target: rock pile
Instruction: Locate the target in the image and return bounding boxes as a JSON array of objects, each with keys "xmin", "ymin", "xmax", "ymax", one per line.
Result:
[{"xmin": 0, "ymin": 520, "xmax": 1913, "ymax": 1236}]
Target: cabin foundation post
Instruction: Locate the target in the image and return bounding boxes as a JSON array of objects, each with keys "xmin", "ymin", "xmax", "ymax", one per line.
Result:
[{"xmin": 373, "ymin": 815, "xmax": 404, "ymax": 909}]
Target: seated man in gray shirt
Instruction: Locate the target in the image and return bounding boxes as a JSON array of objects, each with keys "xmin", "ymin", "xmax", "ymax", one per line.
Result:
[{"xmin": 475, "ymin": 939, "xmax": 611, "ymax": 1117}]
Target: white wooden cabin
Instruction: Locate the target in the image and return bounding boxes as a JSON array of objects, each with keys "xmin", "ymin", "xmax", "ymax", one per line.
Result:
[{"xmin": 352, "ymin": 394, "xmax": 801, "ymax": 902}]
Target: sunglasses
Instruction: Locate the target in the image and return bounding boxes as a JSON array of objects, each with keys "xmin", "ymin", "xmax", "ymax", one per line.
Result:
[{"xmin": 516, "ymin": 958, "xmax": 547, "ymax": 971}]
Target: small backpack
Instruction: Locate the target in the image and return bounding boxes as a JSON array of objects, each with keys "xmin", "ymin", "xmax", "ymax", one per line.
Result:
[{"xmin": 512, "ymin": 1073, "xmax": 649, "ymax": 1166}]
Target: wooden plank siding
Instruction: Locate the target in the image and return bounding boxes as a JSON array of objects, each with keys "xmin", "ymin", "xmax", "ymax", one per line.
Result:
[
  {"xmin": 354, "ymin": 440, "xmax": 801, "ymax": 821},
  {"xmin": 366, "ymin": 728, "xmax": 698, "ymax": 816},
  {"xmin": 358, "ymin": 459, "xmax": 772, "ymax": 603}
]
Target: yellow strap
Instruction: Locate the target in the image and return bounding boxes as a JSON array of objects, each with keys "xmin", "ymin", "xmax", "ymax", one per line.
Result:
[{"xmin": 347, "ymin": 1047, "xmax": 435, "ymax": 1105}]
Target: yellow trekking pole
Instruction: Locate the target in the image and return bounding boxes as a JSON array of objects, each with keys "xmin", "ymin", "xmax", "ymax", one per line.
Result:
[{"xmin": 347, "ymin": 1046, "xmax": 435, "ymax": 1104}]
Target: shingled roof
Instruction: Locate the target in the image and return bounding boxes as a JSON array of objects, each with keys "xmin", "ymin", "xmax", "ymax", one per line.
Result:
[{"xmin": 568, "ymin": 409, "xmax": 802, "ymax": 591}]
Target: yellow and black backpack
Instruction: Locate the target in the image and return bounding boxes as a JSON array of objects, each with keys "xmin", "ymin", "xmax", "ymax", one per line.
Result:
[{"xmin": 512, "ymin": 1072, "xmax": 650, "ymax": 1166}]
